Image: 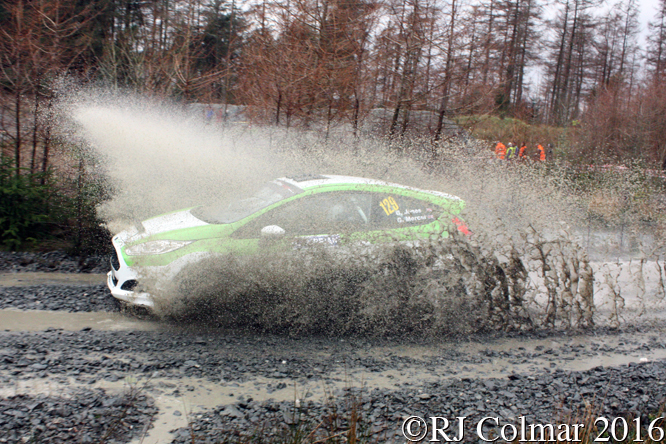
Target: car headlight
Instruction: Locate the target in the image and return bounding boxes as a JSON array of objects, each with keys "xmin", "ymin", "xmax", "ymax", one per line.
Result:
[{"xmin": 125, "ymin": 240, "xmax": 193, "ymax": 256}]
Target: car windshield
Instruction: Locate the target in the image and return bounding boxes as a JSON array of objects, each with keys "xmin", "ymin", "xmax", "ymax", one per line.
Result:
[{"xmin": 191, "ymin": 180, "xmax": 303, "ymax": 224}]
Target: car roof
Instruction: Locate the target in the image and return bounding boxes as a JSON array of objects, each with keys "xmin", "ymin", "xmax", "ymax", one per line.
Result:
[{"xmin": 277, "ymin": 174, "xmax": 462, "ymax": 202}]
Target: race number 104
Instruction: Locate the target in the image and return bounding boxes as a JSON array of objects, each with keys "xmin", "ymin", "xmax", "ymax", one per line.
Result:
[{"xmin": 594, "ymin": 416, "xmax": 664, "ymax": 442}]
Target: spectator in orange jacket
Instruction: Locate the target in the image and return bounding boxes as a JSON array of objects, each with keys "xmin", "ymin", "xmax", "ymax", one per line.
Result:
[
  {"xmin": 518, "ymin": 143, "xmax": 527, "ymax": 160},
  {"xmin": 536, "ymin": 144, "xmax": 546, "ymax": 161},
  {"xmin": 495, "ymin": 141, "xmax": 506, "ymax": 160}
]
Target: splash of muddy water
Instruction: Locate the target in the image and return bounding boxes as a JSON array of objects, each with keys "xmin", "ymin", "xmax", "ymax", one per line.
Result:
[{"xmin": 59, "ymin": 88, "xmax": 666, "ymax": 334}]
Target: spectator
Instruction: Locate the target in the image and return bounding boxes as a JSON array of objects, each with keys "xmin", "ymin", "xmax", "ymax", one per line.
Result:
[
  {"xmin": 495, "ymin": 141, "xmax": 506, "ymax": 160},
  {"xmin": 506, "ymin": 142, "xmax": 517, "ymax": 160},
  {"xmin": 518, "ymin": 142, "xmax": 527, "ymax": 160}
]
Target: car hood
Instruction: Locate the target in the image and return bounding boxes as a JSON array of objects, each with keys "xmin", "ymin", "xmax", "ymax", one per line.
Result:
[
  {"xmin": 141, "ymin": 208, "xmax": 209, "ymax": 235},
  {"xmin": 115, "ymin": 209, "xmax": 209, "ymax": 245}
]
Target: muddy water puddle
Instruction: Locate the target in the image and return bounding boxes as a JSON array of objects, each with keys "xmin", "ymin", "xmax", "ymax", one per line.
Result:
[
  {"xmin": 0, "ymin": 309, "xmax": 160, "ymax": 331},
  {"xmin": 0, "ymin": 375, "xmax": 350, "ymax": 444},
  {"xmin": 0, "ymin": 272, "xmax": 107, "ymax": 287}
]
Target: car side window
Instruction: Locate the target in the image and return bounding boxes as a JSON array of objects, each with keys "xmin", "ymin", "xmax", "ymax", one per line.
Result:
[
  {"xmin": 371, "ymin": 194, "xmax": 441, "ymax": 229},
  {"xmin": 233, "ymin": 192, "xmax": 373, "ymax": 238}
]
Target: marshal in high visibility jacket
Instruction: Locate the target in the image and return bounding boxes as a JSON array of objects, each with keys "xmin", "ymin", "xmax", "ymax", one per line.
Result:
[
  {"xmin": 506, "ymin": 143, "xmax": 517, "ymax": 160},
  {"xmin": 495, "ymin": 142, "xmax": 506, "ymax": 160},
  {"xmin": 519, "ymin": 144, "xmax": 527, "ymax": 159},
  {"xmin": 537, "ymin": 144, "xmax": 546, "ymax": 161}
]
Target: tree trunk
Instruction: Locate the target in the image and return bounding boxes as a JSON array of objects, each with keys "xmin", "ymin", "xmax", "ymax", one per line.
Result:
[
  {"xmin": 389, "ymin": 102, "xmax": 401, "ymax": 139},
  {"xmin": 14, "ymin": 84, "xmax": 21, "ymax": 177},
  {"xmin": 483, "ymin": 0, "xmax": 495, "ymax": 84},
  {"xmin": 40, "ymin": 97, "xmax": 53, "ymax": 184},
  {"xmin": 515, "ymin": 0, "xmax": 533, "ymax": 105},
  {"xmin": 549, "ymin": 0, "xmax": 570, "ymax": 122},
  {"xmin": 502, "ymin": 0, "xmax": 522, "ymax": 111},
  {"xmin": 31, "ymin": 93, "xmax": 40, "ymax": 174},
  {"xmin": 558, "ymin": 0, "xmax": 580, "ymax": 123},
  {"xmin": 433, "ymin": 0, "xmax": 457, "ymax": 141},
  {"xmin": 352, "ymin": 95, "xmax": 360, "ymax": 138}
]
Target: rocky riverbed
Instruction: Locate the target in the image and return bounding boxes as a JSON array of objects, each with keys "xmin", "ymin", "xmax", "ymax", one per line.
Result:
[
  {"xmin": 0, "ymin": 389, "xmax": 156, "ymax": 444},
  {"xmin": 0, "ymin": 251, "xmax": 109, "ymax": 274},
  {"xmin": 0, "ymin": 284, "xmax": 117, "ymax": 312},
  {"xmin": 170, "ymin": 361, "xmax": 666, "ymax": 443},
  {"xmin": 1, "ymin": 275, "xmax": 666, "ymax": 443}
]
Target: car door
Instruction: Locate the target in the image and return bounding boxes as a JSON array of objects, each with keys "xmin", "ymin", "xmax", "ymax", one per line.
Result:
[{"xmin": 230, "ymin": 191, "xmax": 374, "ymax": 251}]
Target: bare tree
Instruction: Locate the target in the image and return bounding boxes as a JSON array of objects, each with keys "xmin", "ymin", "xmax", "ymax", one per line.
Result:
[
  {"xmin": 433, "ymin": 0, "xmax": 459, "ymax": 141},
  {"xmin": 647, "ymin": 0, "xmax": 666, "ymax": 80},
  {"xmin": 0, "ymin": 0, "xmax": 94, "ymax": 177},
  {"xmin": 544, "ymin": 0, "xmax": 599, "ymax": 124}
]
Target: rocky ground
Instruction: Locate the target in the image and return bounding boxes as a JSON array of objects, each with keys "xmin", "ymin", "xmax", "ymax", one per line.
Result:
[
  {"xmin": 0, "ymin": 251, "xmax": 109, "ymax": 274},
  {"xmin": 1, "ymin": 279, "xmax": 666, "ymax": 443},
  {"xmin": 0, "ymin": 389, "xmax": 156, "ymax": 444},
  {"xmin": 171, "ymin": 362, "xmax": 666, "ymax": 443},
  {"xmin": 0, "ymin": 284, "xmax": 117, "ymax": 312}
]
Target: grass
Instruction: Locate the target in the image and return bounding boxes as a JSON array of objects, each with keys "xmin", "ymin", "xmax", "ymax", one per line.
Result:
[
  {"xmin": 184, "ymin": 397, "xmax": 376, "ymax": 444},
  {"xmin": 453, "ymin": 114, "xmax": 567, "ymax": 151}
]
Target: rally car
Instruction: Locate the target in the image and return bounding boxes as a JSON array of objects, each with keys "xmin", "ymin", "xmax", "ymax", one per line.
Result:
[{"xmin": 107, "ymin": 175, "xmax": 469, "ymax": 307}]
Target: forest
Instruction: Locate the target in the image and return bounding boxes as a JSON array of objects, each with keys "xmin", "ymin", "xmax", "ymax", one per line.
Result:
[{"xmin": 1, "ymin": 0, "xmax": 666, "ymax": 250}]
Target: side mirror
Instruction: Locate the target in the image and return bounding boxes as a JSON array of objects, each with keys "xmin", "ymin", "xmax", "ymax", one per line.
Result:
[{"xmin": 261, "ymin": 225, "xmax": 285, "ymax": 238}]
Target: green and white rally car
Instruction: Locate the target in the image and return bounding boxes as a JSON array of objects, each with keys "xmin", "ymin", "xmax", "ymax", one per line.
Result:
[{"xmin": 107, "ymin": 175, "xmax": 469, "ymax": 307}]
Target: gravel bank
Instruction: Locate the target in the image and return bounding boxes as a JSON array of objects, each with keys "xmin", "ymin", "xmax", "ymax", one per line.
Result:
[
  {"xmin": 0, "ymin": 388, "xmax": 156, "ymax": 443},
  {"xmin": 1, "ymin": 326, "xmax": 665, "ymax": 387},
  {"xmin": 0, "ymin": 284, "xmax": 118, "ymax": 312},
  {"xmin": 171, "ymin": 360, "xmax": 666, "ymax": 443},
  {"xmin": 1, "ymin": 325, "xmax": 666, "ymax": 443},
  {"xmin": 0, "ymin": 251, "xmax": 109, "ymax": 274}
]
